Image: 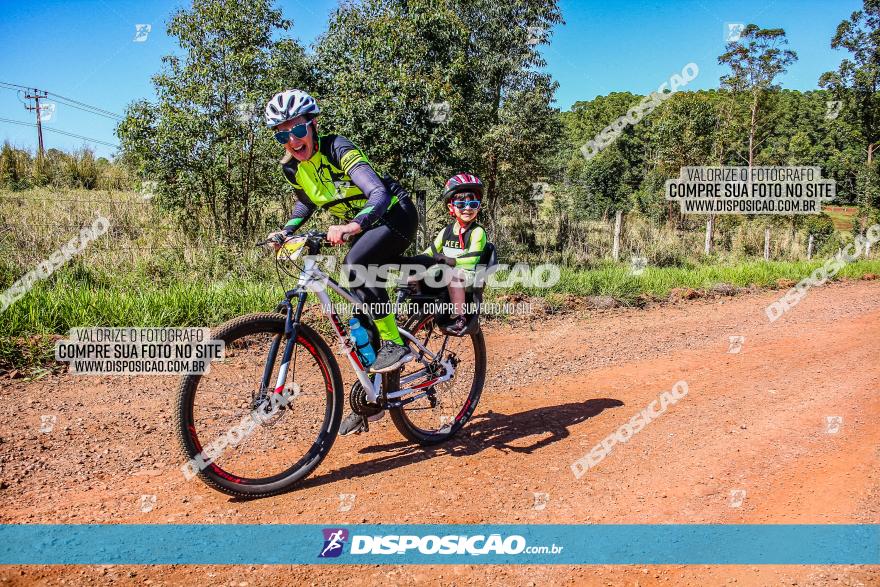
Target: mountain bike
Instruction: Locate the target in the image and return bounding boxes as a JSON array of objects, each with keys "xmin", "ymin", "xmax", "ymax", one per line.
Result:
[{"xmin": 174, "ymin": 230, "xmax": 492, "ymax": 497}]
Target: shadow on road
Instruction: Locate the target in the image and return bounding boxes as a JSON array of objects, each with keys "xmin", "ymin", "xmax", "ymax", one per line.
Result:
[{"xmin": 297, "ymin": 397, "xmax": 624, "ymax": 490}]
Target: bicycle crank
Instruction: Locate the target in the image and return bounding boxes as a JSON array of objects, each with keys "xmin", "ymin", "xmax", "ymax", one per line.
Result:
[{"xmin": 349, "ymin": 381, "xmax": 383, "ymax": 417}]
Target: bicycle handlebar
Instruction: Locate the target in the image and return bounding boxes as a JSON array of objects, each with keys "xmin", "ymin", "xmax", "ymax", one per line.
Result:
[{"xmin": 254, "ymin": 230, "xmax": 351, "ymax": 248}]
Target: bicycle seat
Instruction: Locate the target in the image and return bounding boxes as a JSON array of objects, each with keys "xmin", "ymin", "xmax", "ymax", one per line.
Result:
[
  {"xmin": 395, "ymin": 244, "xmax": 497, "ymax": 335},
  {"xmin": 471, "ymin": 242, "xmax": 497, "ymax": 298},
  {"xmin": 453, "ymin": 243, "xmax": 496, "ymax": 334}
]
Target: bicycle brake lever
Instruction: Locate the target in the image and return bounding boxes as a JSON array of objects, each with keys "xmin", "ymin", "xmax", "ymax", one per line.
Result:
[{"xmin": 257, "ymin": 233, "xmax": 290, "ymax": 248}]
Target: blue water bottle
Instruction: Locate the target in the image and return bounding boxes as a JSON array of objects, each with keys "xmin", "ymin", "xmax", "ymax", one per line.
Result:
[{"xmin": 349, "ymin": 318, "xmax": 376, "ymax": 366}]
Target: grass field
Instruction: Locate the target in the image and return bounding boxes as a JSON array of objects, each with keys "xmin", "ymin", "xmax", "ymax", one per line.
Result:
[
  {"xmin": 1, "ymin": 188, "xmax": 878, "ymax": 371},
  {"xmin": 823, "ymin": 205, "xmax": 859, "ymax": 231},
  {"xmin": 3, "ymin": 257, "xmax": 879, "ymax": 372}
]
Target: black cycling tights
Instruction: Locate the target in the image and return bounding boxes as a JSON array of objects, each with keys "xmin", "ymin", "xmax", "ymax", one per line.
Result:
[{"xmin": 343, "ymin": 196, "xmax": 418, "ymax": 318}]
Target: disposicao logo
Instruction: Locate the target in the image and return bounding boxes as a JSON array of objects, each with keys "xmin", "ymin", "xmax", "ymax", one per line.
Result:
[{"xmin": 318, "ymin": 528, "xmax": 349, "ymax": 558}]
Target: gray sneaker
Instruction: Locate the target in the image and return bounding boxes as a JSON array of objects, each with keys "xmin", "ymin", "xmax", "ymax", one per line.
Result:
[
  {"xmin": 369, "ymin": 340, "xmax": 414, "ymax": 373},
  {"xmin": 338, "ymin": 410, "xmax": 385, "ymax": 436}
]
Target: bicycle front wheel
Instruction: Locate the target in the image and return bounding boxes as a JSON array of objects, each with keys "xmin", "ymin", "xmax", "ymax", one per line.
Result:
[
  {"xmin": 175, "ymin": 312, "xmax": 343, "ymax": 498},
  {"xmin": 388, "ymin": 313, "xmax": 486, "ymax": 445}
]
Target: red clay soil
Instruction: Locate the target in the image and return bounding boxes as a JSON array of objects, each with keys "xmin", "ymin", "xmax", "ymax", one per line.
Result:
[{"xmin": 1, "ymin": 280, "xmax": 878, "ymax": 586}]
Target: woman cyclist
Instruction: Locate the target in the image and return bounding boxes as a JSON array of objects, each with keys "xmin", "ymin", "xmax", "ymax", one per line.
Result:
[{"xmin": 264, "ymin": 90, "xmax": 418, "ymax": 434}]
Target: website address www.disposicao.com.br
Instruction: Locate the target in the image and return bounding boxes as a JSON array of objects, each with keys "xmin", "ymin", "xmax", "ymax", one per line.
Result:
[{"xmin": 318, "ymin": 529, "xmax": 563, "ymax": 559}]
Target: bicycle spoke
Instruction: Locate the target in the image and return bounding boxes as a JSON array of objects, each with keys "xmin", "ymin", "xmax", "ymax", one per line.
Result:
[
  {"xmin": 394, "ymin": 315, "xmax": 480, "ymax": 436},
  {"xmin": 187, "ymin": 327, "xmax": 333, "ymax": 483}
]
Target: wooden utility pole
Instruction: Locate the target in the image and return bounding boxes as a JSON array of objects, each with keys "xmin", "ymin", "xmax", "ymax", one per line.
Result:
[{"xmin": 24, "ymin": 89, "xmax": 49, "ymax": 159}]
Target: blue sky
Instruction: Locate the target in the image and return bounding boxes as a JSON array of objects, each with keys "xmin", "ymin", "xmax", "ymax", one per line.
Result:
[{"xmin": 0, "ymin": 0, "xmax": 863, "ymax": 158}]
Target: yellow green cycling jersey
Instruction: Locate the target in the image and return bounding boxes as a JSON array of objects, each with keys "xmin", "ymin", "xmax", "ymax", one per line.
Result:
[
  {"xmin": 423, "ymin": 222, "xmax": 488, "ymax": 271},
  {"xmin": 280, "ymin": 134, "xmax": 407, "ymax": 232}
]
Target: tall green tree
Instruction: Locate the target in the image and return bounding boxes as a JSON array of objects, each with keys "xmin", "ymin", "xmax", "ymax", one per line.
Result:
[
  {"xmin": 559, "ymin": 92, "xmax": 645, "ymax": 219},
  {"xmin": 452, "ymin": 0, "xmax": 563, "ymax": 219},
  {"xmin": 117, "ymin": 0, "xmax": 313, "ymax": 240},
  {"xmin": 820, "ymin": 0, "xmax": 880, "ymax": 166},
  {"xmin": 317, "ymin": 0, "xmax": 562, "ymax": 244},
  {"xmin": 316, "ymin": 0, "xmax": 465, "ymax": 191},
  {"xmin": 718, "ymin": 24, "xmax": 798, "ymax": 167}
]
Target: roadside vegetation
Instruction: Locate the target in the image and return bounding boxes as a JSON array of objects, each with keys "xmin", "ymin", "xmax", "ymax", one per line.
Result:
[
  {"xmin": 2, "ymin": 0, "xmax": 879, "ymax": 372},
  {"xmin": 2, "ymin": 187, "xmax": 878, "ymax": 373}
]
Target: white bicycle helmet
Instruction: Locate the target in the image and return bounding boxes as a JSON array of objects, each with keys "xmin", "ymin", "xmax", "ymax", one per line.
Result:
[{"xmin": 264, "ymin": 90, "xmax": 320, "ymax": 128}]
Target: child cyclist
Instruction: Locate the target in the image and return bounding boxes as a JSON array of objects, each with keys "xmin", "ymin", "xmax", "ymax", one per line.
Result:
[{"xmin": 420, "ymin": 173, "xmax": 488, "ymax": 336}]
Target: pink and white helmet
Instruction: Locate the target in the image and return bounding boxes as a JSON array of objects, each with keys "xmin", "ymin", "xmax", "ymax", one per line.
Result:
[{"xmin": 442, "ymin": 173, "xmax": 484, "ymax": 202}]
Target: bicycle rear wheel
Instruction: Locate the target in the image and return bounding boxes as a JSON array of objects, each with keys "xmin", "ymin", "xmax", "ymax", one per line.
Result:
[
  {"xmin": 175, "ymin": 312, "xmax": 343, "ymax": 497},
  {"xmin": 388, "ymin": 313, "xmax": 486, "ymax": 445}
]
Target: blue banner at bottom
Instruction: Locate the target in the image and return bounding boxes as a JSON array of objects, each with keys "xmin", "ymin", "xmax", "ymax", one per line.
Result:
[{"xmin": 0, "ymin": 525, "xmax": 877, "ymax": 565}]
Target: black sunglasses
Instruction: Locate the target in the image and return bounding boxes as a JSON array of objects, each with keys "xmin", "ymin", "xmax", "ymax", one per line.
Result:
[{"xmin": 274, "ymin": 121, "xmax": 312, "ymax": 144}]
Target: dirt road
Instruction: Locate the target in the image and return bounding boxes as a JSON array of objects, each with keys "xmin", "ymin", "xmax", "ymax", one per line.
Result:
[{"xmin": 1, "ymin": 280, "xmax": 878, "ymax": 586}]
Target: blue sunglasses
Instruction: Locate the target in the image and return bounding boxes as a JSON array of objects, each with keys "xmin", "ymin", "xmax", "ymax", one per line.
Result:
[
  {"xmin": 274, "ymin": 121, "xmax": 312, "ymax": 144},
  {"xmin": 452, "ymin": 199, "xmax": 481, "ymax": 210}
]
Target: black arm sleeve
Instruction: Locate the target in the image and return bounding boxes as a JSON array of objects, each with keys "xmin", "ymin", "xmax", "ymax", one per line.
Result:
[
  {"xmin": 349, "ymin": 165, "xmax": 391, "ymax": 230},
  {"xmin": 282, "ymin": 196, "xmax": 316, "ymax": 235},
  {"xmin": 326, "ymin": 135, "xmax": 391, "ymax": 231}
]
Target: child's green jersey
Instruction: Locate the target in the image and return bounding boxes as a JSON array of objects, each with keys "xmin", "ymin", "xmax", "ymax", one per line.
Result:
[{"xmin": 422, "ymin": 222, "xmax": 488, "ymax": 271}]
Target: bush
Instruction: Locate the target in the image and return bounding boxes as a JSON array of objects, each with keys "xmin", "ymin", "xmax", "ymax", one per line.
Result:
[
  {"xmin": 730, "ymin": 219, "xmax": 770, "ymax": 258},
  {"xmin": 624, "ymin": 215, "xmax": 691, "ymax": 268},
  {"xmin": 0, "ymin": 142, "xmax": 32, "ymax": 190},
  {"xmin": 0, "ymin": 144, "xmax": 129, "ymax": 191},
  {"xmin": 803, "ymin": 213, "xmax": 835, "ymax": 253}
]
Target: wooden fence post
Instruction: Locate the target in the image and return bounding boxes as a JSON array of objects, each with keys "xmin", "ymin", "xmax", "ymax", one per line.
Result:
[
  {"xmin": 807, "ymin": 234, "xmax": 814, "ymax": 260},
  {"xmin": 764, "ymin": 228, "xmax": 770, "ymax": 261},
  {"xmin": 704, "ymin": 215, "xmax": 714, "ymax": 255},
  {"xmin": 415, "ymin": 189, "xmax": 427, "ymax": 252},
  {"xmin": 612, "ymin": 210, "xmax": 622, "ymax": 261}
]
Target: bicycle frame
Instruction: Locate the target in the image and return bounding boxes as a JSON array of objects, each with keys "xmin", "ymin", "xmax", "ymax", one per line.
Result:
[{"xmin": 268, "ymin": 254, "xmax": 456, "ymax": 407}]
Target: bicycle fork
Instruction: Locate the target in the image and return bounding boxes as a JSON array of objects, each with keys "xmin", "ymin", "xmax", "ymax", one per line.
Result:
[
  {"xmin": 261, "ymin": 291, "xmax": 308, "ymax": 399},
  {"xmin": 269, "ymin": 285, "xmax": 384, "ymax": 404}
]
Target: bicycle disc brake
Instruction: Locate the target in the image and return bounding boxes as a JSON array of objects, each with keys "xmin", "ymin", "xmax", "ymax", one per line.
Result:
[
  {"xmin": 349, "ymin": 381, "xmax": 382, "ymax": 417},
  {"xmin": 251, "ymin": 385, "xmax": 292, "ymax": 426}
]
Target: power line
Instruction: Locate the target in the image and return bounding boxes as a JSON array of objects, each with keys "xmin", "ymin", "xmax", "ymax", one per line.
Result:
[
  {"xmin": 0, "ymin": 82, "xmax": 124, "ymax": 119},
  {"xmin": 48, "ymin": 94, "xmax": 123, "ymax": 121},
  {"xmin": 0, "ymin": 82, "xmax": 123, "ymax": 150},
  {"xmin": 0, "ymin": 116, "xmax": 119, "ymax": 148},
  {"xmin": 0, "ymin": 82, "xmax": 124, "ymax": 120},
  {"xmin": 0, "ymin": 82, "xmax": 31, "ymax": 91},
  {"xmin": 0, "ymin": 118, "xmax": 32, "ymax": 128},
  {"xmin": 44, "ymin": 127, "xmax": 119, "ymax": 148},
  {"xmin": 50, "ymin": 97, "xmax": 123, "ymax": 121}
]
